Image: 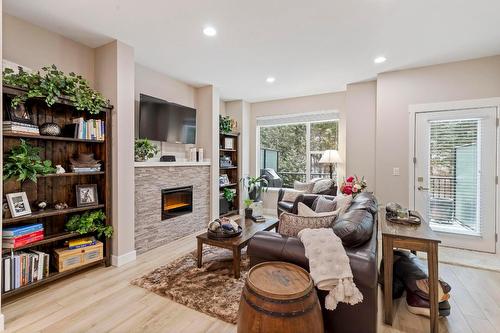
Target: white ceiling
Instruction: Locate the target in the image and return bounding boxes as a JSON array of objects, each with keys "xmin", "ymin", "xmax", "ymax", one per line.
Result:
[{"xmin": 4, "ymin": 0, "xmax": 500, "ymax": 102}]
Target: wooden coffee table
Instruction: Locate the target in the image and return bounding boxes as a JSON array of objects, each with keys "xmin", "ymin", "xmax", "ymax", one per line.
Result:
[{"xmin": 196, "ymin": 216, "xmax": 279, "ymax": 278}]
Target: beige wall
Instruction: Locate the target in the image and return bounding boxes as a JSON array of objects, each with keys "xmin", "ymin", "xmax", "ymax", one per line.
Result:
[
  {"xmin": 376, "ymin": 55, "xmax": 500, "ymax": 206},
  {"xmin": 3, "ymin": 14, "xmax": 96, "ymax": 86},
  {"xmin": 134, "ymin": 63, "xmax": 196, "ymax": 158},
  {"xmin": 345, "ymin": 81, "xmax": 377, "ymax": 191},
  {"xmin": 249, "ymin": 92, "xmax": 347, "ymax": 180}
]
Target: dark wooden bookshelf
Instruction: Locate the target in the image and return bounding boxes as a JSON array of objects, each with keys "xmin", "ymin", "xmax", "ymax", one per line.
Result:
[
  {"xmin": 219, "ymin": 132, "xmax": 240, "ymax": 217},
  {"xmin": 3, "ymin": 205, "xmax": 106, "ymax": 225},
  {"xmin": 2, "ymin": 231, "xmax": 83, "ymax": 254},
  {"xmin": 1, "ymin": 259, "xmax": 105, "ymax": 301},
  {"xmin": 2, "ymin": 85, "xmax": 113, "ymax": 300}
]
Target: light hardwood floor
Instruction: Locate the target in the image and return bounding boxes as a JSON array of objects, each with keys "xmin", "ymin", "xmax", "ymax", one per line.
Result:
[{"xmin": 2, "ymin": 232, "xmax": 500, "ymax": 333}]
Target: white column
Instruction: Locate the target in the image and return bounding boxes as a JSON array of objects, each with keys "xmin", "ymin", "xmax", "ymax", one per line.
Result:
[{"xmin": 95, "ymin": 41, "xmax": 136, "ymax": 266}]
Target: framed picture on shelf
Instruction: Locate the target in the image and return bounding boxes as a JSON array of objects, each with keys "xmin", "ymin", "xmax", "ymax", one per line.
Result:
[
  {"xmin": 224, "ymin": 137, "xmax": 234, "ymax": 150},
  {"xmin": 4, "ymin": 97, "xmax": 35, "ymax": 125},
  {"xmin": 76, "ymin": 184, "xmax": 99, "ymax": 207},
  {"xmin": 5, "ymin": 192, "xmax": 32, "ymax": 217},
  {"xmin": 219, "ymin": 174, "xmax": 230, "ymax": 186}
]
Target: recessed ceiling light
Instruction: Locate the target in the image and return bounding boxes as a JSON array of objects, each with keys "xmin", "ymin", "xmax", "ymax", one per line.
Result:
[
  {"xmin": 203, "ymin": 26, "xmax": 217, "ymax": 37},
  {"xmin": 374, "ymin": 56, "xmax": 387, "ymax": 64},
  {"xmin": 266, "ymin": 77, "xmax": 276, "ymax": 83}
]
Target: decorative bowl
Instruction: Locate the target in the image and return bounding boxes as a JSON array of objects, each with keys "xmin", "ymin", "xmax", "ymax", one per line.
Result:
[{"xmin": 40, "ymin": 122, "xmax": 61, "ymax": 136}]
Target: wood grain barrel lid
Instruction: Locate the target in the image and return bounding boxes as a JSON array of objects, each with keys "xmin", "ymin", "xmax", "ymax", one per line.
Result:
[{"xmin": 246, "ymin": 262, "xmax": 313, "ymax": 300}]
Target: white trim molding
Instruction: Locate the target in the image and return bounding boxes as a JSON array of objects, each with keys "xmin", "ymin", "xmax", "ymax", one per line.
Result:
[
  {"xmin": 111, "ymin": 250, "xmax": 137, "ymax": 267},
  {"xmin": 0, "ymin": 313, "xmax": 5, "ymax": 332}
]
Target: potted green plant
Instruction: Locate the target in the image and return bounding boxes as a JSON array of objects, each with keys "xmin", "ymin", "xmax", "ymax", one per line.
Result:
[
  {"xmin": 2, "ymin": 65, "xmax": 109, "ymax": 114},
  {"xmin": 241, "ymin": 176, "xmax": 269, "ymax": 201},
  {"xmin": 3, "ymin": 139, "xmax": 56, "ymax": 182},
  {"xmin": 66, "ymin": 210, "xmax": 113, "ymax": 239},
  {"xmin": 219, "ymin": 115, "xmax": 232, "ymax": 134},
  {"xmin": 223, "ymin": 188, "xmax": 236, "ymax": 210},
  {"xmin": 134, "ymin": 138, "xmax": 159, "ymax": 162},
  {"xmin": 244, "ymin": 198, "xmax": 254, "ymax": 218}
]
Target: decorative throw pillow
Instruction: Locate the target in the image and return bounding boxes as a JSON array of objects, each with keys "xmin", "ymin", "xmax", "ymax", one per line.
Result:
[
  {"xmin": 312, "ymin": 179, "xmax": 333, "ymax": 194},
  {"xmin": 278, "ymin": 212, "xmax": 337, "ymax": 237},
  {"xmin": 293, "ymin": 181, "xmax": 315, "ymax": 193},
  {"xmin": 333, "ymin": 194, "xmax": 353, "ymax": 216},
  {"xmin": 314, "ymin": 196, "xmax": 337, "ymax": 213},
  {"xmin": 281, "ymin": 189, "xmax": 305, "ymax": 202},
  {"xmin": 298, "ymin": 202, "xmax": 339, "ymax": 217}
]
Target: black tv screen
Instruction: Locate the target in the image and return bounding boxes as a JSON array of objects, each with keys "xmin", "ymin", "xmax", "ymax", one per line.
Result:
[{"xmin": 139, "ymin": 94, "xmax": 196, "ymax": 144}]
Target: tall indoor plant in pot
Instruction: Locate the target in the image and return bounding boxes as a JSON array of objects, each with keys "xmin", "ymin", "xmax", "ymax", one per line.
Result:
[{"xmin": 241, "ymin": 176, "xmax": 269, "ymax": 202}]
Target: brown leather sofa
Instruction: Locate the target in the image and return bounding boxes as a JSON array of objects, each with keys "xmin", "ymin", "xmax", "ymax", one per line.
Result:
[
  {"xmin": 277, "ymin": 183, "xmax": 337, "ymax": 216},
  {"xmin": 248, "ymin": 192, "xmax": 378, "ymax": 333}
]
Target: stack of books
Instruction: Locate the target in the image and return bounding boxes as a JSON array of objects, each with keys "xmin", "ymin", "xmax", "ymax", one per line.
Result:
[
  {"xmin": 2, "ymin": 224, "xmax": 44, "ymax": 249},
  {"xmin": 251, "ymin": 215, "xmax": 266, "ymax": 223},
  {"xmin": 2, "ymin": 250, "xmax": 50, "ymax": 292},
  {"xmin": 66, "ymin": 236, "xmax": 97, "ymax": 250},
  {"xmin": 70, "ymin": 117, "xmax": 105, "ymax": 141},
  {"xmin": 3, "ymin": 121, "xmax": 40, "ymax": 135}
]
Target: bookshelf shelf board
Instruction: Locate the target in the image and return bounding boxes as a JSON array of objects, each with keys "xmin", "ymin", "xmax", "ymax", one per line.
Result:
[
  {"xmin": 220, "ymin": 148, "xmax": 236, "ymax": 152},
  {"xmin": 1, "ymin": 259, "xmax": 105, "ymax": 300},
  {"xmin": 220, "ymin": 166, "xmax": 238, "ymax": 170},
  {"xmin": 220, "ymin": 210, "xmax": 239, "ymax": 217},
  {"xmin": 36, "ymin": 172, "xmax": 105, "ymax": 178},
  {"xmin": 220, "ymin": 132, "xmax": 239, "ymax": 137},
  {"xmin": 3, "ymin": 132, "xmax": 105, "ymax": 143},
  {"xmin": 220, "ymin": 183, "xmax": 238, "ymax": 189},
  {"xmin": 2, "ymin": 231, "xmax": 83, "ymax": 254},
  {"xmin": 3, "ymin": 205, "xmax": 105, "ymax": 225}
]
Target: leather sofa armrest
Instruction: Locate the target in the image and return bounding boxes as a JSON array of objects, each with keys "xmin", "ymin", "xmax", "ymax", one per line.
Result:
[
  {"xmin": 278, "ymin": 188, "xmax": 285, "ymax": 202},
  {"xmin": 247, "ymin": 231, "xmax": 309, "ymax": 270}
]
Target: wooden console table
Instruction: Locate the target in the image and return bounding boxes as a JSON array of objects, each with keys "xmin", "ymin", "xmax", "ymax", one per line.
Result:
[{"xmin": 380, "ymin": 210, "xmax": 441, "ymax": 333}]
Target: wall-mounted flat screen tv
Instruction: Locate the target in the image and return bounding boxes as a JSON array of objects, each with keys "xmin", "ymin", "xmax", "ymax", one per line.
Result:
[{"xmin": 139, "ymin": 93, "xmax": 196, "ymax": 144}]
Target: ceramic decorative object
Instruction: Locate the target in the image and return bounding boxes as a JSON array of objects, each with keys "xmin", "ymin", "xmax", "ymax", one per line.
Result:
[
  {"xmin": 56, "ymin": 165, "xmax": 66, "ymax": 174},
  {"xmin": 39, "ymin": 122, "xmax": 62, "ymax": 136},
  {"xmin": 54, "ymin": 202, "xmax": 69, "ymax": 210},
  {"xmin": 35, "ymin": 200, "xmax": 48, "ymax": 211}
]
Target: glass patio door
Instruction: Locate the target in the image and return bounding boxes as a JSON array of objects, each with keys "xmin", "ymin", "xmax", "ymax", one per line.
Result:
[{"xmin": 414, "ymin": 107, "xmax": 497, "ymax": 253}]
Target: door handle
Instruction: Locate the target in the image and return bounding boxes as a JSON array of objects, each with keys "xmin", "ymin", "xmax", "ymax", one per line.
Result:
[{"xmin": 417, "ymin": 186, "xmax": 429, "ymax": 191}]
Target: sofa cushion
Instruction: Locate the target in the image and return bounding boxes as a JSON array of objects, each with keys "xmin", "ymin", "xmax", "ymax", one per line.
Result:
[
  {"xmin": 298, "ymin": 202, "xmax": 340, "ymax": 218},
  {"xmin": 332, "ymin": 209, "xmax": 374, "ymax": 247},
  {"xmin": 294, "ymin": 181, "xmax": 315, "ymax": 193},
  {"xmin": 278, "ymin": 212, "xmax": 337, "ymax": 237},
  {"xmin": 349, "ymin": 192, "xmax": 378, "ymax": 214},
  {"xmin": 281, "ymin": 189, "xmax": 305, "ymax": 202},
  {"xmin": 314, "ymin": 196, "xmax": 337, "ymax": 213},
  {"xmin": 312, "ymin": 179, "xmax": 333, "ymax": 194}
]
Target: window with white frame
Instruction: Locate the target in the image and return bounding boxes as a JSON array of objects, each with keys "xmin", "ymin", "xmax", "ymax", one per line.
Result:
[{"xmin": 258, "ymin": 112, "xmax": 339, "ymax": 188}]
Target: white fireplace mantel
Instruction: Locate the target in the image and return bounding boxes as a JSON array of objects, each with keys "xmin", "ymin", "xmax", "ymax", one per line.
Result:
[{"xmin": 134, "ymin": 160, "xmax": 211, "ymax": 168}]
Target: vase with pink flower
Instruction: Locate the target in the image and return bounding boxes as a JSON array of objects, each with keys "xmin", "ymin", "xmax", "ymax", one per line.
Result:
[{"xmin": 340, "ymin": 175, "xmax": 367, "ymax": 197}]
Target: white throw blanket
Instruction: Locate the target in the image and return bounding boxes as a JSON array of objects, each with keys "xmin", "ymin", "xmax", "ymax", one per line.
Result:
[{"xmin": 298, "ymin": 228, "xmax": 363, "ymax": 310}]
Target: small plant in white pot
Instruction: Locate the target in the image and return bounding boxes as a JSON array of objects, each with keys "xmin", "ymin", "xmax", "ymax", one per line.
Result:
[
  {"xmin": 134, "ymin": 138, "xmax": 159, "ymax": 162},
  {"xmin": 244, "ymin": 198, "xmax": 253, "ymax": 218}
]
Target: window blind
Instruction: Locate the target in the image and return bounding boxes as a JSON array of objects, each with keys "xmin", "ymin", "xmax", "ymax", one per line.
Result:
[
  {"xmin": 427, "ymin": 118, "xmax": 481, "ymax": 234},
  {"xmin": 256, "ymin": 110, "xmax": 339, "ymax": 127}
]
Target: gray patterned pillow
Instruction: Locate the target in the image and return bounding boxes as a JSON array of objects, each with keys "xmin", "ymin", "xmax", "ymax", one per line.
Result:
[
  {"xmin": 312, "ymin": 179, "xmax": 334, "ymax": 194},
  {"xmin": 278, "ymin": 212, "xmax": 337, "ymax": 237},
  {"xmin": 294, "ymin": 181, "xmax": 315, "ymax": 193}
]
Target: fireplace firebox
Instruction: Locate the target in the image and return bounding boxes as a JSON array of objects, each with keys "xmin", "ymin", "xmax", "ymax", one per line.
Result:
[{"xmin": 161, "ymin": 186, "xmax": 193, "ymax": 220}]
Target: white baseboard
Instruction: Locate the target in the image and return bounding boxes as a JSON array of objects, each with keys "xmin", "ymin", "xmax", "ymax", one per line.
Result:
[
  {"xmin": 111, "ymin": 250, "xmax": 137, "ymax": 267},
  {"xmin": 0, "ymin": 313, "xmax": 5, "ymax": 331}
]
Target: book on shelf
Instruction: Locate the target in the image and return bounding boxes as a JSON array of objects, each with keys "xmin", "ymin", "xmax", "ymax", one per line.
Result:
[
  {"xmin": 3, "ymin": 121, "xmax": 40, "ymax": 135},
  {"xmin": 70, "ymin": 166, "xmax": 101, "ymax": 173},
  {"xmin": 71, "ymin": 117, "xmax": 105, "ymax": 141},
  {"xmin": 67, "ymin": 236, "xmax": 97, "ymax": 250},
  {"xmin": 2, "ymin": 232, "xmax": 45, "ymax": 249},
  {"xmin": 2, "ymin": 250, "xmax": 50, "ymax": 292},
  {"xmin": 3, "ymin": 224, "xmax": 44, "ymax": 238}
]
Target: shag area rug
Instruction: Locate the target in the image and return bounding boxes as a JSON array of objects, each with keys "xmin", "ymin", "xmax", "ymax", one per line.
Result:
[{"xmin": 131, "ymin": 246, "xmax": 249, "ymax": 324}]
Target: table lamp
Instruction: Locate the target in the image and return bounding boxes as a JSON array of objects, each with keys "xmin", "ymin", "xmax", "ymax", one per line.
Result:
[{"xmin": 319, "ymin": 150, "xmax": 342, "ymax": 179}]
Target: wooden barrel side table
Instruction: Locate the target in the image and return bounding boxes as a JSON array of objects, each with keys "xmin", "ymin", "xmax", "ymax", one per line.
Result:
[{"xmin": 237, "ymin": 261, "xmax": 324, "ymax": 333}]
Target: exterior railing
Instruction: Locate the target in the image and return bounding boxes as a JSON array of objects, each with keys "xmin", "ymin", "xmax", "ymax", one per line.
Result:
[{"xmin": 274, "ymin": 171, "xmax": 331, "ymax": 188}]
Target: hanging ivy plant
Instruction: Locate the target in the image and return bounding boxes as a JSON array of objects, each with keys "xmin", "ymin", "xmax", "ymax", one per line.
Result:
[{"xmin": 3, "ymin": 65, "xmax": 110, "ymax": 114}]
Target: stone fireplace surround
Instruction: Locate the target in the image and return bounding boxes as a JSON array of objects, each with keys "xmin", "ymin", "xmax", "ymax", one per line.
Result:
[{"xmin": 135, "ymin": 162, "xmax": 210, "ymax": 254}]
